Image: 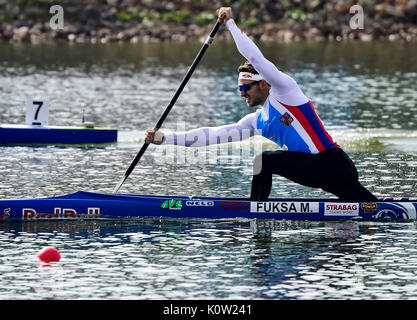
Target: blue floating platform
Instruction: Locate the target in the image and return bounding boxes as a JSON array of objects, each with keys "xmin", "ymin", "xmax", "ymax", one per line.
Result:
[{"xmin": 0, "ymin": 124, "xmax": 118, "ymax": 145}]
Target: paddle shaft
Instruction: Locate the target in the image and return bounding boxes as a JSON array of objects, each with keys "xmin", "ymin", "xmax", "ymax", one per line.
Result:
[{"xmin": 113, "ymin": 17, "xmax": 224, "ymax": 193}]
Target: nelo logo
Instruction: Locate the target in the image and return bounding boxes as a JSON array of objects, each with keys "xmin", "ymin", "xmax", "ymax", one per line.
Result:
[{"xmin": 186, "ymin": 200, "xmax": 214, "ymax": 207}]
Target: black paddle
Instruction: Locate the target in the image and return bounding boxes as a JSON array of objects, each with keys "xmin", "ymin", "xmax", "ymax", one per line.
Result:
[{"xmin": 113, "ymin": 15, "xmax": 225, "ymax": 193}]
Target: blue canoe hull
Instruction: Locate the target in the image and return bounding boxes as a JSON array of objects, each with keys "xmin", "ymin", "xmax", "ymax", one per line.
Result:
[
  {"xmin": 1, "ymin": 191, "xmax": 416, "ymax": 222},
  {"xmin": 0, "ymin": 124, "xmax": 117, "ymax": 145}
]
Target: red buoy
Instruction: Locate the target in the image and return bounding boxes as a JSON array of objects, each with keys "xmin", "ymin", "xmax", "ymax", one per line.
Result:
[{"xmin": 37, "ymin": 247, "xmax": 61, "ymax": 263}]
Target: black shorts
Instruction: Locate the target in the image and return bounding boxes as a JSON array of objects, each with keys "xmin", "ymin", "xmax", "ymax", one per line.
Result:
[{"xmin": 251, "ymin": 147, "xmax": 378, "ymax": 201}]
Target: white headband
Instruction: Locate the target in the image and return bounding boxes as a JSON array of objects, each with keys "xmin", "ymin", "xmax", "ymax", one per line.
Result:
[{"xmin": 238, "ymin": 72, "xmax": 263, "ymax": 81}]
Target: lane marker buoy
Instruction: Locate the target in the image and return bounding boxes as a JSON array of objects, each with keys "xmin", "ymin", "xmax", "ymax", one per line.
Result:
[{"xmin": 37, "ymin": 247, "xmax": 61, "ymax": 263}]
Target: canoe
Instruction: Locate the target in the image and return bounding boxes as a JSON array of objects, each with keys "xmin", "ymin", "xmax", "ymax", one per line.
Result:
[
  {"xmin": 0, "ymin": 124, "xmax": 117, "ymax": 145},
  {"xmin": 1, "ymin": 191, "xmax": 416, "ymax": 222}
]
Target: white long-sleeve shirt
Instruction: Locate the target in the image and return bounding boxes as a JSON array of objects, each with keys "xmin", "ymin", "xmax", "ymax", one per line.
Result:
[{"xmin": 163, "ymin": 19, "xmax": 339, "ymax": 153}]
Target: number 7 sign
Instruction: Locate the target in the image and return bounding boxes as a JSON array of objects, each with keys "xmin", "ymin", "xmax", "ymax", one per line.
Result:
[{"xmin": 26, "ymin": 99, "xmax": 50, "ymax": 125}]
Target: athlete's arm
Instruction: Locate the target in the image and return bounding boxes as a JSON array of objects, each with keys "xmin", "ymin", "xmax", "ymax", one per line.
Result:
[
  {"xmin": 223, "ymin": 11, "xmax": 307, "ymax": 104},
  {"xmin": 148, "ymin": 112, "xmax": 259, "ymax": 147}
]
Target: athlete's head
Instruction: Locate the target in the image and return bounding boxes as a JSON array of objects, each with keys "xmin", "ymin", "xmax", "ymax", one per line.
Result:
[{"xmin": 238, "ymin": 61, "xmax": 270, "ymax": 107}]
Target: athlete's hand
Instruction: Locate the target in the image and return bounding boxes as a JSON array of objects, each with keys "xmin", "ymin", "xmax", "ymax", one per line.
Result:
[
  {"xmin": 216, "ymin": 7, "xmax": 232, "ymax": 23},
  {"xmin": 145, "ymin": 129, "xmax": 164, "ymax": 145}
]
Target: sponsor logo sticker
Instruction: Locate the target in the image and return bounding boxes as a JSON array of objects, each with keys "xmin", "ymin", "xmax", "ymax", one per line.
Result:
[
  {"xmin": 250, "ymin": 202, "xmax": 319, "ymax": 213},
  {"xmin": 22, "ymin": 207, "xmax": 100, "ymax": 220},
  {"xmin": 324, "ymin": 203, "xmax": 359, "ymax": 216},
  {"xmin": 221, "ymin": 201, "xmax": 250, "ymax": 210},
  {"xmin": 160, "ymin": 199, "xmax": 183, "ymax": 210},
  {"xmin": 361, "ymin": 203, "xmax": 378, "ymax": 213},
  {"xmin": 185, "ymin": 200, "xmax": 214, "ymax": 207},
  {"xmin": 0, "ymin": 208, "xmax": 10, "ymax": 221}
]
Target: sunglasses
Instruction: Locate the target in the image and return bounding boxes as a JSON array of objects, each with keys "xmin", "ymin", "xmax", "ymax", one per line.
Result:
[{"xmin": 239, "ymin": 81, "xmax": 261, "ymax": 93}]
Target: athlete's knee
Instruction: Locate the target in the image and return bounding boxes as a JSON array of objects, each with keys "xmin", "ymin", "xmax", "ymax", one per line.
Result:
[
  {"xmin": 253, "ymin": 151, "xmax": 284, "ymax": 176},
  {"xmin": 253, "ymin": 153, "xmax": 264, "ymax": 176},
  {"xmin": 253, "ymin": 151, "xmax": 273, "ymax": 175}
]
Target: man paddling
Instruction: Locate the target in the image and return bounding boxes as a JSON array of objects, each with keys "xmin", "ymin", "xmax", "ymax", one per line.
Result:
[{"xmin": 145, "ymin": 7, "xmax": 377, "ymax": 202}]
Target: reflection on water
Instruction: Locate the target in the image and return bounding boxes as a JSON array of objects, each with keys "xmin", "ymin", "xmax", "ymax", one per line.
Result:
[
  {"xmin": 1, "ymin": 220, "xmax": 417, "ymax": 299},
  {"xmin": 1, "ymin": 41, "xmax": 416, "ymax": 132},
  {"xmin": 0, "ymin": 40, "xmax": 416, "ymax": 299}
]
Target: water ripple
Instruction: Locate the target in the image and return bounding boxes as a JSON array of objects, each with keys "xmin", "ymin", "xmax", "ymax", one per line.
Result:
[{"xmin": 0, "ymin": 41, "xmax": 416, "ymax": 300}]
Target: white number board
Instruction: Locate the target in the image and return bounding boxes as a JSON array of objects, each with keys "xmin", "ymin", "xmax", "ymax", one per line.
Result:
[{"xmin": 26, "ymin": 99, "xmax": 50, "ymax": 126}]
